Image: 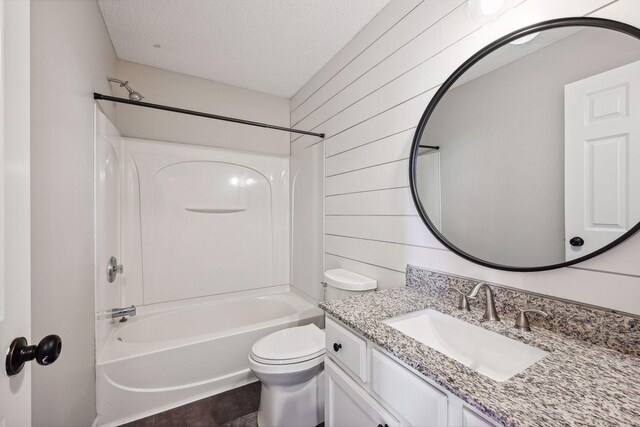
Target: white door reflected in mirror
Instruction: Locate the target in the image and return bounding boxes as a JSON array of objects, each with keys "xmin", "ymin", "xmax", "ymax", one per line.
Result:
[{"xmin": 564, "ymin": 60, "xmax": 640, "ymax": 261}]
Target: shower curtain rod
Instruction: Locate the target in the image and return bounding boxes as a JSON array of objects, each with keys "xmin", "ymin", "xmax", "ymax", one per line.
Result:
[{"xmin": 93, "ymin": 93, "xmax": 325, "ymax": 138}]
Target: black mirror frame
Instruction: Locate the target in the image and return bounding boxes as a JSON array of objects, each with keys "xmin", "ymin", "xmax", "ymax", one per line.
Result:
[{"xmin": 409, "ymin": 17, "xmax": 640, "ymax": 272}]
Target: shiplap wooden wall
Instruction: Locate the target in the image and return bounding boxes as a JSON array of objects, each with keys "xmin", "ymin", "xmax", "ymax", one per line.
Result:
[{"xmin": 290, "ymin": 0, "xmax": 640, "ymax": 315}]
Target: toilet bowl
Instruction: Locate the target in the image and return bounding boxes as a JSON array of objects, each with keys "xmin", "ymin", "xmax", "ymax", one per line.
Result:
[{"xmin": 249, "ymin": 324, "xmax": 325, "ymax": 427}]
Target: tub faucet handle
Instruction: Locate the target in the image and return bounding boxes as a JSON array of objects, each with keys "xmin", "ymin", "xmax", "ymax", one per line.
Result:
[{"xmin": 107, "ymin": 256, "xmax": 124, "ymax": 283}]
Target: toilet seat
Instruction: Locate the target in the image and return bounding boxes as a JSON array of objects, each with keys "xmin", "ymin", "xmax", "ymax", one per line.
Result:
[
  {"xmin": 249, "ymin": 351, "xmax": 325, "ymax": 375},
  {"xmin": 250, "ymin": 348, "xmax": 325, "ymax": 365},
  {"xmin": 250, "ymin": 324, "xmax": 325, "ymax": 365}
]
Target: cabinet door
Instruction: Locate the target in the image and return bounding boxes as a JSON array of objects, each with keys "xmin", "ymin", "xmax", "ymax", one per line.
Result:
[
  {"xmin": 462, "ymin": 406, "xmax": 498, "ymax": 427},
  {"xmin": 371, "ymin": 349, "xmax": 448, "ymax": 426},
  {"xmin": 325, "ymin": 358, "xmax": 399, "ymax": 427}
]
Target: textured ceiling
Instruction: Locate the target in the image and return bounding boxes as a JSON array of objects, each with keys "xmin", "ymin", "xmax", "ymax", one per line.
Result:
[{"xmin": 98, "ymin": 0, "xmax": 391, "ymax": 98}]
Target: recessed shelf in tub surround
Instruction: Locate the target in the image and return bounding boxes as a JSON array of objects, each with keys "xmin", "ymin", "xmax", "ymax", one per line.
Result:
[
  {"xmin": 319, "ymin": 285, "xmax": 640, "ymax": 426},
  {"xmin": 406, "ymin": 265, "xmax": 640, "ymax": 356},
  {"xmin": 184, "ymin": 207, "xmax": 247, "ymax": 214}
]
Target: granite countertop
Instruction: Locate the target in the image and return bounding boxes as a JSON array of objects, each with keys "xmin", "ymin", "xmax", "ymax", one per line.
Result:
[{"xmin": 319, "ymin": 287, "xmax": 640, "ymax": 427}]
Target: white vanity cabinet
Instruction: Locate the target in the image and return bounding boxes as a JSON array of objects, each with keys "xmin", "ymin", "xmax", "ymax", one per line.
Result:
[{"xmin": 325, "ymin": 316, "xmax": 500, "ymax": 427}]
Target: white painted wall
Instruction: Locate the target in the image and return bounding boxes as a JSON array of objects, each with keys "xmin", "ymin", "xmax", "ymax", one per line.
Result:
[
  {"xmin": 292, "ymin": 0, "xmax": 640, "ymax": 314},
  {"xmin": 30, "ymin": 1, "xmax": 118, "ymax": 425},
  {"xmin": 115, "ymin": 61, "xmax": 291, "ymax": 156}
]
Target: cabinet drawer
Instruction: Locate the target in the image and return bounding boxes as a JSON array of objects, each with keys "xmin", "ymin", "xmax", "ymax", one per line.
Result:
[
  {"xmin": 325, "ymin": 317, "xmax": 367, "ymax": 382},
  {"xmin": 371, "ymin": 349, "xmax": 448, "ymax": 427}
]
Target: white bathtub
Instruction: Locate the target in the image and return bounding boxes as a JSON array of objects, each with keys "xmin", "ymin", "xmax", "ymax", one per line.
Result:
[{"xmin": 95, "ymin": 285, "xmax": 323, "ymax": 426}]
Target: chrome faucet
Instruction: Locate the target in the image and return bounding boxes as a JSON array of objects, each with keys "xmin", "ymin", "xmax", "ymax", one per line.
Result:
[
  {"xmin": 105, "ymin": 305, "xmax": 136, "ymax": 322},
  {"xmin": 466, "ymin": 282, "xmax": 500, "ymax": 322}
]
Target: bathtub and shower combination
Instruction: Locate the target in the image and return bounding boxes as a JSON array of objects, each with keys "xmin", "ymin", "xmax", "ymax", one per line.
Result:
[{"xmin": 94, "ymin": 111, "xmax": 322, "ymax": 425}]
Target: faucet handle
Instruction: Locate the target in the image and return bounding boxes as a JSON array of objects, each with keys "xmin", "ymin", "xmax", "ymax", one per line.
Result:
[
  {"xmin": 448, "ymin": 287, "xmax": 470, "ymax": 311},
  {"xmin": 515, "ymin": 308, "xmax": 549, "ymax": 332},
  {"xmin": 107, "ymin": 256, "xmax": 124, "ymax": 283}
]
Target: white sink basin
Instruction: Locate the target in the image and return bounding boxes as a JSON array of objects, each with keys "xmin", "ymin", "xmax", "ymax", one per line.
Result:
[{"xmin": 384, "ymin": 309, "xmax": 548, "ymax": 382}]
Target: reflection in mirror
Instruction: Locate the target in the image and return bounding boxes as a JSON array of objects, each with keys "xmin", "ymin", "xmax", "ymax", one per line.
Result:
[{"xmin": 414, "ymin": 23, "xmax": 640, "ymax": 270}]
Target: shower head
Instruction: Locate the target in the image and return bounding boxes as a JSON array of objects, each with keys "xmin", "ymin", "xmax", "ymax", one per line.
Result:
[
  {"xmin": 107, "ymin": 77, "xmax": 144, "ymax": 101},
  {"xmin": 127, "ymin": 89, "xmax": 144, "ymax": 102}
]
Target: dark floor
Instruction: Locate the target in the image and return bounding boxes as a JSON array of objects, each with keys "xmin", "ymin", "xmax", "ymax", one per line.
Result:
[{"xmin": 121, "ymin": 382, "xmax": 261, "ymax": 427}]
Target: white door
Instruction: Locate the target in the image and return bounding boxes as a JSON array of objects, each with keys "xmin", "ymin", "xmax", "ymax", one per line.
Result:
[
  {"xmin": 0, "ymin": 0, "xmax": 32, "ymax": 425},
  {"xmin": 565, "ymin": 60, "xmax": 640, "ymax": 261},
  {"xmin": 325, "ymin": 358, "xmax": 399, "ymax": 427}
]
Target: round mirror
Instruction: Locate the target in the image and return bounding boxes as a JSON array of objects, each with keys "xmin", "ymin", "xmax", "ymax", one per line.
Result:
[{"xmin": 410, "ymin": 18, "xmax": 640, "ymax": 271}]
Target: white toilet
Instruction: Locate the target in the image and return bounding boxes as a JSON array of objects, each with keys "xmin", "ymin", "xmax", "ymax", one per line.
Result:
[
  {"xmin": 323, "ymin": 268, "xmax": 377, "ymax": 300},
  {"xmin": 249, "ymin": 323, "xmax": 326, "ymax": 427},
  {"xmin": 249, "ymin": 269, "xmax": 377, "ymax": 427}
]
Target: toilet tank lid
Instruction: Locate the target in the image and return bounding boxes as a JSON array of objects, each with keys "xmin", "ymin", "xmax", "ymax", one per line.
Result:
[{"xmin": 324, "ymin": 268, "xmax": 377, "ymax": 291}]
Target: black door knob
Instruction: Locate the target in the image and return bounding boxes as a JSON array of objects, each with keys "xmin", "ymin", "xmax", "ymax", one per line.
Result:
[
  {"xmin": 6, "ymin": 334, "xmax": 62, "ymax": 376},
  {"xmin": 333, "ymin": 342, "xmax": 342, "ymax": 352},
  {"xmin": 569, "ymin": 236, "xmax": 584, "ymax": 247}
]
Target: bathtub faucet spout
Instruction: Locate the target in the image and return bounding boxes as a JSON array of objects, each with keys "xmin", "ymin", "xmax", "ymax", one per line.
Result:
[{"xmin": 106, "ymin": 305, "xmax": 136, "ymax": 321}]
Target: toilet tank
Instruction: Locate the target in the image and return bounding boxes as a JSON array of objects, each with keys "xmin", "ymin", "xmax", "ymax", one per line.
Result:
[{"xmin": 323, "ymin": 268, "xmax": 377, "ymax": 300}]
